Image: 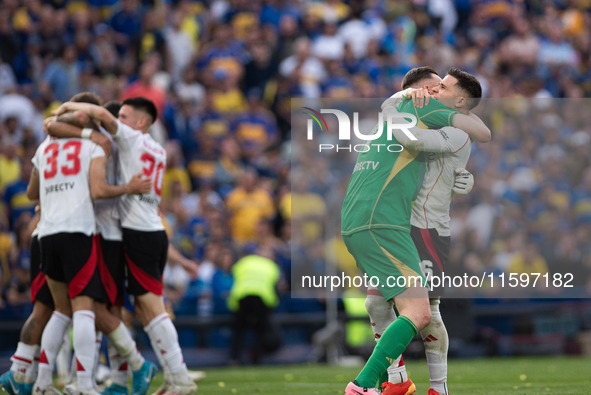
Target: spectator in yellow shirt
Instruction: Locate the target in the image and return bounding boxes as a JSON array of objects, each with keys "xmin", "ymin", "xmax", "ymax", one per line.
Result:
[
  {"xmin": 226, "ymin": 169, "xmax": 275, "ymax": 243},
  {"xmin": 161, "ymin": 141, "xmax": 192, "ymax": 199},
  {"xmin": 289, "ymin": 172, "xmax": 326, "ymax": 245},
  {"xmin": 508, "ymin": 242, "xmax": 549, "ymax": 276}
]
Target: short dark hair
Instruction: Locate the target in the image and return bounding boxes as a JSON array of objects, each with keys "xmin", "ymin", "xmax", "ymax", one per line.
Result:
[
  {"xmin": 104, "ymin": 101, "xmax": 122, "ymax": 117},
  {"xmin": 401, "ymin": 66, "xmax": 439, "ymax": 90},
  {"xmin": 446, "ymin": 67, "xmax": 482, "ymax": 110},
  {"xmin": 122, "ymin": 97, "xmax": 158, "ymax": 125},
  {"xmin": 70, "ymin": 92, "xmax": 102, "ymax": 105}
]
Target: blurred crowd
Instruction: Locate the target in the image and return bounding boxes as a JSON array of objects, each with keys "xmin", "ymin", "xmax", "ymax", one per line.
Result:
[
  {"xmin": 292, "ymin": 99, "xmax": 591, "ymax": 299},
  {"xmin": 2, "ymin": 0, "xmax": 591, "ymax": 324},
  {"xmin": 449, "ymin": 99, "xmax": 591, "ymax": 296}
]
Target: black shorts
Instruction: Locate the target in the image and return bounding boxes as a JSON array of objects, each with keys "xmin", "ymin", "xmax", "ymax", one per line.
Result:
[
  {"xmin": 40, "ymin": 233, "xmax": 104, "ymax": 301},
  {"xmin": 98, "ymin": 236, "xmax": 125, "ymax": 306},
  {"xmin": 30, "ymin": 235, "xmax": 54, "ymax": 308},
  {"xmin": 122, "ymin": 228, "xmax": 168, "ymax": 296},
  {"xmin": 411, "ymin": 226, "xmax": 450, "ymax": 297}
]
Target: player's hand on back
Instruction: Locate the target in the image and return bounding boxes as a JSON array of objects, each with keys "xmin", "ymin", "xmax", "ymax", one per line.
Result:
[
  {"xmin": 410, "ymin": 88, "xmax": 431, "ymax": 109},
  {"xmin": 127, "ymin": 172, "xmax": 152, "ymax": 194},
  {"xmin": 90, "ymin": 130, "xmax": 111, "ymax": 158},
  {"xmin": 452, "ymin": 167, "xmax": 474, "ymax": 195}
]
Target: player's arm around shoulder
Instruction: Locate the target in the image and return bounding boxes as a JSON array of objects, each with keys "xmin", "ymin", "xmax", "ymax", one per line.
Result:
[
  {"xmin": 451, "ymin": 112, "xmax": 491, "ymax": 143},
  {"xmin": 89, "ymin": 155, "xmax": 152, "ymax": 200},
  {"xmin": 54, "ymin": 101, "xmax": 118, "ymax": 135},
  {"xmin": 392, "ymin": 125, "xmax": 467, "ymax": 153},
  {"xmin": 45, "ymin": 117, "xmax": 112, "ymax": 158}
]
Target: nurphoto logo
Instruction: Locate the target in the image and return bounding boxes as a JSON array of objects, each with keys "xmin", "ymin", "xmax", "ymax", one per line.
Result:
[{"xmin": 302, "ymin": 107, "xmax": 419, "ymax": 152}]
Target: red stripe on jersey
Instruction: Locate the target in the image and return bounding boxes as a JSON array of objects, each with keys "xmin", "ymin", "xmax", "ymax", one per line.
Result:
[
  {"xmin": 125, "ymin": 253, "xmax": 163, "ymax": 296},
  {"xmin": 118, "ymin": 362, "xmax": 128, "ymax": 372},
  {"xmin": 420, "ymin": 228, "xmax": 444, "ymax": 273},
  {"xmin": 451, "ymin": 135, "xmax": 470, "ymax": 154},
  {"xmin": 30, "ymin": 272, "xmax": 47, "ymax": 303},
  {"xmin": 76, "ymin": 358, "xmax": 85, "ymax": 372},
  {"xmin": 97, "ymin": 242, "xmax": 118, "ymax": 305},
  {"xmin": 68, "ymin": 236, "xmax": 99, "ymax": 299},
  {"xmin": 398, "ymin": 355, "xmax": 405, "ymax": 367}
]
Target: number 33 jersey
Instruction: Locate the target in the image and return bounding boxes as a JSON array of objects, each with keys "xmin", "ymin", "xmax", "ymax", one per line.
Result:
[
  {"xmin": 32, "ymin": 136, "xmax": 105, "ymax": 238},
  {"xmin": 114, "ymin": 121, "xmax": 166, "ymax": 231}
]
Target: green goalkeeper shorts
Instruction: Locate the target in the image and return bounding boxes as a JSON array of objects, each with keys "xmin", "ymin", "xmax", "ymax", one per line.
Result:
[{"xmin": 342, "ymin": 228, "xmax": 425, "ymax": 301}]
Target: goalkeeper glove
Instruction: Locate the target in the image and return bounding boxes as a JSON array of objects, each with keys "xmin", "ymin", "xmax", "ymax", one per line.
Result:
[{"xmin": 452, "ymin": 168, "xmax": 474, "ymax": 194}]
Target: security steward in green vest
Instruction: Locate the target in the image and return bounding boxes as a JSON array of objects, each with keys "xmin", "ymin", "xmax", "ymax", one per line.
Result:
[{"xmin": 228, "ymin": 248, "xmax": 281, "ymax": 364}]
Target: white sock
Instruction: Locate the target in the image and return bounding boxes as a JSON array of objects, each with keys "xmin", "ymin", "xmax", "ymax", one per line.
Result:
[
  {"xmin": 94, "ymin": 332, "xmax": 103, "ymax": 385},
  {"xmin": 56, "ymin": 328, "xmax": 72, "ymax": 385},
  {"xmin": 107, "ymin": 322, "xmax": 145, "ymax": 371},
  {"xmin": 36, "ymin": 312, "xmax": 71, "ymax": 387},
  {"xmin": 365, "ymin": 290, "xmax": 408, "ymax": 384},
  {"xmin": 387, "ymin": 354, "xmax": 408, "ymax": 384},
  {"xmin": 146, "ymin": 332, "xmax": 170, "ymax": 381},
  {"xmin": 72, "ymin": 310, "xmax": 97, "ymax": 391},
  {"xmin": 420, "ymin": 299, "xmax": 449, "ymax": 395},
  {"xmin": 107, "ymin": 341, "xmax": 129, "ymax": 387},
  {"xmin": 25, "ymin": 346, "xmax": 40, "ymax": 385},
  {"xmin": 143, "ymin": 314, "xmax": 171, "ymax": 377},
  {"xmin": 67, "ymin": 352, "xmax": 76, "ymax": 385},
  {"xmin": 10, "ymin": 342, "xmax": 37, "ymax": 382},
  {"xmin": 144, "ymin": 313, "xmax": 188, "ymax": 382}
]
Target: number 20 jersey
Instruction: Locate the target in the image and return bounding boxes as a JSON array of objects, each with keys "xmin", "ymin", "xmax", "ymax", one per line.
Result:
[
  {"xmin": 32, "ymin": 137, "xmax": 105, "ymax": 238},
  {"xmin": 114, "ymin": 121, "xmax": 166, "ymax": 231}
]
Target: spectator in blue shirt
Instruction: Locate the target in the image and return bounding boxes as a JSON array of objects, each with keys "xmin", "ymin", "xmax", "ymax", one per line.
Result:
[
  {"xmin": 2, "ymin": 161, "xmax": 35, "ymax": 229},
  {"xmin": 108, "ymin": 0, "xmax": 144, "ymax": 55}
]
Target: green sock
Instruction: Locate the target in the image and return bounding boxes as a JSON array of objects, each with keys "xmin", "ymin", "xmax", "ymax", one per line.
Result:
[
  {"xmin": 375, "ymin": 338, "xmax": 388, "ymax": 388},
  {"xmin": 355, "ymin": 315, "xmax": 417, "ymax": 388}
]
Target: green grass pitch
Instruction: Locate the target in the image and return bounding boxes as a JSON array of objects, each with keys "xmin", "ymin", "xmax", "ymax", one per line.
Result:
[
  {"xmin": 162, "ymin": 356, "xmax": 590, "ymax": 394},
  {"xmin": 2, "ymin": 356, "xmax": 590, "ymax": 394}
]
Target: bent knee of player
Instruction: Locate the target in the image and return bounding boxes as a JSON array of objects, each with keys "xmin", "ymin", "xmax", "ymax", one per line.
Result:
[
  {"xmin": 70, "ymin": 295, "xmax": 94, "ymax": 312},
  {"xmin": 46, "ymin": 281, "xmax": 71, "ymax": 317},
  {"xmin": 54, "ymin": 303, "xmax": 72, "ymax": 318},
  {"xmin": 413, "ymin": 299, "xmax": 432, "ymax": 331},
  {"xmin": 397, "ymin": 298, "xmax": 431, "ymax": 331},
  {"xmin": 32, "ymin": 301, "xmax": 55, "ymax": 324},
  {"xmin": 94, "ymin": 303, "xmax": 120, "ymax": 333},
  {"xmin": 417, "ymin": 306, "xmax": 432, "ymax": 331},
  {"xmin": 135, "ymin": 292, "xmax": 166, "ymax": 325}
]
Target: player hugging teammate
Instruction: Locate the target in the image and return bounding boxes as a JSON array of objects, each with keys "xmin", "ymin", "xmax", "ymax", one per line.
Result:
[
  {"xmin": 343, "ymin": 67, "xmax": 490, "ymax": 395},
  {"xmin": 0, "ymin": 93, "xmax": 197, "ymax": 395}
]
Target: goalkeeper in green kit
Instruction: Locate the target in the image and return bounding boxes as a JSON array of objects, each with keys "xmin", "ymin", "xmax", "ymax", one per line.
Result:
[{"xmin": 342, "ymin": 67, "xmax": 489, "ymax": 395}]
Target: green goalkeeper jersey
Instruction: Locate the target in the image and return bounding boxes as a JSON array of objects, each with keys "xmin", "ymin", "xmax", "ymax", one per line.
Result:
[{"xmin": 341, "ymin": 98, "xmax": 459, "ymax": 235}]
